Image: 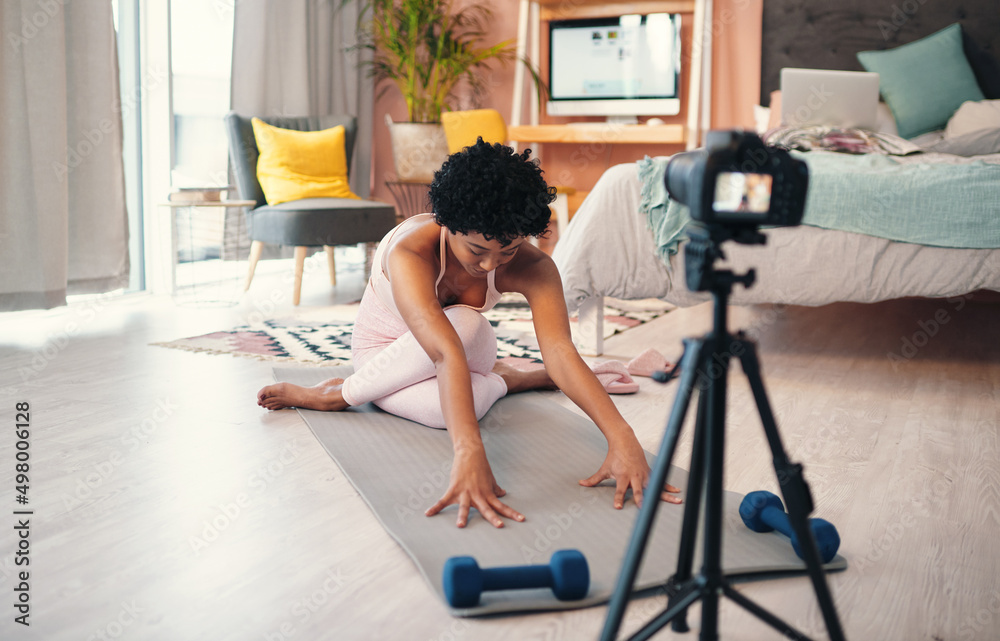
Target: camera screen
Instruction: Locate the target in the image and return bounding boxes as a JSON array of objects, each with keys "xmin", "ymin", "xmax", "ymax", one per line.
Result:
[{"xmin": 712, "ymin": 172, "xmax": 772, "ymax": 215}]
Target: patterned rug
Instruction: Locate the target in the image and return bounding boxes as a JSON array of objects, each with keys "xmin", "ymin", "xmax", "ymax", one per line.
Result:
[{"xmin": 153, "ymin": 296, "xmax": 672, "ymax": 367}]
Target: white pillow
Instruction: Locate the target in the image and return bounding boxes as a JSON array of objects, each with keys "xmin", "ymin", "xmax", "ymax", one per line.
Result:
[
  {"xmin": 875, "ymin": 102, "xmax": 898, "ymax": 137},
  {"xmin": 945, "ymin": 100, "xmax": 1000, "ymax": 138}
]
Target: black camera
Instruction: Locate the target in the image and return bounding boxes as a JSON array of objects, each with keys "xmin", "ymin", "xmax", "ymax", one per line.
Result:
[
  {"xmin": 665, "ymin": 131, "xmax": 809, "ymax": 292},
  {"xmin": 665, "ymin": 130, "xmax": 808, "ymax": 229}
]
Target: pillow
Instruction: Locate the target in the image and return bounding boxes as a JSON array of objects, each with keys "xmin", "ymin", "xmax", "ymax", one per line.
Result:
[
  {"xmin": 857, "ymin": 23, "xmax": 985, "ymax": 139},
  {"xmin": 251, "ymin": 118, "xmax": 359, "ymax": 205},
  {"xmin": 945, "ymin": 99, "xmax": 1000, "ymax": 138},
  {"xmin": 925, "ymin": 128, "xmax": 1000, "ymax": 157},
  {"xmin": 874, "ymin": 102, "xmax": 898, "ymax": 137}
]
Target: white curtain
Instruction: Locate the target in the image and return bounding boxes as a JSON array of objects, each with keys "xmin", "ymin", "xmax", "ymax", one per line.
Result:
[
  {"xmin": 0, "ymin": 1, "xmax": 129, "ymax": 312},
  {"xmin": 230, "ymin": 0, "xmax": 375, "ymax": 197}
]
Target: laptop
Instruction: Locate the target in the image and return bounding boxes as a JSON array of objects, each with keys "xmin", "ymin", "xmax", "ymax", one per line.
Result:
[{"xmin": 780, "ymin": 68, "xmax": 880, "ymax": 129}]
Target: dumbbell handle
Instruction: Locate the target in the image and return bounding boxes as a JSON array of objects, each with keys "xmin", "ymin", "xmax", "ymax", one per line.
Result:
[
  {"xmin": 761, "ymin": 506, "xmax": 828, "ymax": 539},
  {"xmin": 741, "ymin": 491, "xmax": 840, "ymax": 563},
  {"xmin": 482, "ymin": 565, "xmax": 553, "ymax": 591},
  {"xmin": 760, "ymin": 506, "xmax": 839, "ymax": 563},
  {"xmin": 760, "ymin": 505, "xmax": 796, "ymax": 536}
]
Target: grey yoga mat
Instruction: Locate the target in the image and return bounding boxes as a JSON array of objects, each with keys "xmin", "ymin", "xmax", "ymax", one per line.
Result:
[{"xmin": 275, "ymin": 366, "xmax": 846, "ymax": 616}]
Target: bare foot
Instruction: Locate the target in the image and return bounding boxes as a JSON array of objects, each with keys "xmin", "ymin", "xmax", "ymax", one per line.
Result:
[
  {"xmin": 257, "ymin": 378, "xmax": 349, "ymax": 411},
  {"xmin": 492, "ymin": 361, "xmax": 557, "ymax": 394}
]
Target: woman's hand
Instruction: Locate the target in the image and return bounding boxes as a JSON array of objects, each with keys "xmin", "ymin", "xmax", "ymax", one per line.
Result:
[
  {"xmin": 425, "ymin": 445, "xmax": 526, "ymax": 528},
  {"xmin": 579, "ymin": 437, "xmax": 683, "ymax": 509}
]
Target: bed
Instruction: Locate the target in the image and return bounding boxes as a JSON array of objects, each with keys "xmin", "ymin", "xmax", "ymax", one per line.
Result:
[{"xmin": 552, "ymin": 1, "xmax": 1000, "ymax": 355}]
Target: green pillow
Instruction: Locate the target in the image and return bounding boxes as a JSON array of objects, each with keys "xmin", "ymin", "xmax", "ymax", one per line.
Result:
[{"xmin": 857, "ymin": 23, "xmax": 985, "ymax": 139}]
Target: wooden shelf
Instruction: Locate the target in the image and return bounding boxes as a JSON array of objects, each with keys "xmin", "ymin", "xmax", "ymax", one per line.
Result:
[
  {"xmin": 509, "ymin": 123, "xmax": 685, "ymax": 145},
  {"xmin": 512, "ymin": 0, "xmax": 708, "ymax": 154},
  {"xmin": 539, "ymin": 0, "xmax": 695, "ymax": 20}
]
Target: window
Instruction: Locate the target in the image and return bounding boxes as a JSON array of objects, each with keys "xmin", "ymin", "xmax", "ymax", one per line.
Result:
[
  {"xmin": 170, "ymin": 0, "xmax": 234, "ymax": 189},
  {"xmin": 113, "ymin": 0, "xmax": 237, "ymax": 294}
]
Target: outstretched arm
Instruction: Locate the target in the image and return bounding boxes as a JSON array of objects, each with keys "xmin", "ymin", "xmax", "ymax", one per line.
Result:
[
  {"xmin": 510, "ymin": 253, "xmax": 682, "ymax": 508},
  {"xmin": 386, "ymin": 242, "xmax": 524, "ymax": 528}
]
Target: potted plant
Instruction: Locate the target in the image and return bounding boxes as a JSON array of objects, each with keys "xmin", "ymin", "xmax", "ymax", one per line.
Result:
[{"xmin": 347, "ymin": 0, "xmax": 519, "ymax": 181}]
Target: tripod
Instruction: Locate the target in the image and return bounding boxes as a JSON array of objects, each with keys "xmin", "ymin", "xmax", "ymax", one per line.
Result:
[{"xmin": 599, "ymin": 229, "xmax": 847, "ymax": 641}]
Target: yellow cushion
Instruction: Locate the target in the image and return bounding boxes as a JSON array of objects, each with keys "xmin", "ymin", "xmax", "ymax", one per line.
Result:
[
  {"xmin": 441, "ymin": 109, "xmax": 508, "ymax": 154},
  {"xmin": 251, "ymin": 118, "xmax": 360, "ymax": 205}
]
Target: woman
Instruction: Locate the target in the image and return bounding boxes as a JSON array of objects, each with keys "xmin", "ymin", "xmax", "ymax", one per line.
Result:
[{"xmin": 258, "ymin": 139, "xmax": 681, "ymax": 528}]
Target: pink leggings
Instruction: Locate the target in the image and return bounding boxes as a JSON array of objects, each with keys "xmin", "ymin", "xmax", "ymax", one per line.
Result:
[{"xmin": 341, "ymin": 295, "xmax": 508, "ymax": 429}]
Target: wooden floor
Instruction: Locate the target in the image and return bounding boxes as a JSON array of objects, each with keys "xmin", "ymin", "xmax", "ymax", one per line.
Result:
[{"xmin": 1, "ymin": 248, "xmax": 998, "ymax": 641}]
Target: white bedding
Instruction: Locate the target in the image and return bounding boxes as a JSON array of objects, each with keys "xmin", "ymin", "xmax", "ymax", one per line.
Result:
[{"xmin": 553, "ymin": 158, "xmax": 1000, "ymax": 317}]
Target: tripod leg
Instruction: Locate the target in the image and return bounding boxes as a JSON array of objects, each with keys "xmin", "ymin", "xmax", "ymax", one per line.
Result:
[
  {"xmin": 736, "ymin": 336, "xmax": 847, "ymax": 641},
  {"xmin": 600, "ymin": 339, "xmax": 706, "ymax": 641},
  {"xmin": 665, "ymin": 388, "xmax": 709, "ymax": 633},
  {"xmin": 697, "ymin": 327, "xmax": 732, "ymax": 641}
]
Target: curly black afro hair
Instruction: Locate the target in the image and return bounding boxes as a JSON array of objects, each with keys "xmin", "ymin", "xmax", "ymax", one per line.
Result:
[{"xmin": 429, "ymin": 138, "xmax": 557, "ymax": 247}]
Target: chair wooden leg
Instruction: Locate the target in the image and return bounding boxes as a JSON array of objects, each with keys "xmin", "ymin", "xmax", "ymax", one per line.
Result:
[
  {"xmin": 244, "ymin": 240, "xmax": 264, "ymax": 292},
  {"xmin": 324, "ymin": 245, "xmax": 337, "ymax": 286},
  {"xmin": 293, "ymin": 246, "xmax": 308, "ymax": 306}
]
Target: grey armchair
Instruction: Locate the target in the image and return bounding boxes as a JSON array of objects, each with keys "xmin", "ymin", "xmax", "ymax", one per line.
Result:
[{"xmin": 225, "ymin": 112, "xmax": 397, "ymax": 305}]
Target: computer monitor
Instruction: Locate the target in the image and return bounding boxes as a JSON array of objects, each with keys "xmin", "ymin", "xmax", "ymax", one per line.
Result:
[{"xmin": 546, "ymin": 13, "xmax": 682, "ymax": 120}]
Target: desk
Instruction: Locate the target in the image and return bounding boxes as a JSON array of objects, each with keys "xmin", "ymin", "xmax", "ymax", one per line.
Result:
[
  {"xmin": 385, "ymin": 181, "xmax": 431, "ymax": 219},
  {"xmin": 509, "ymin": 123, "xmax": 686, "ymax": 145},
  {"xmin": 159, "ymin": 200, "xmax": 256, "ymax": 306}
]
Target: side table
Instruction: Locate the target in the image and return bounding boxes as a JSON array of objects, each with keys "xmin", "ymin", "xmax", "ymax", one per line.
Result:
[{"xmin": 159, "ymin": 200, "xmax": 256, "ymax": 306}]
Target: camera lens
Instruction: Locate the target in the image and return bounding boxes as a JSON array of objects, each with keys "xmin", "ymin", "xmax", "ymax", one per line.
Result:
[{"xmin": 664, "ymin": 149, "xmax": 705, "ymax": 207}]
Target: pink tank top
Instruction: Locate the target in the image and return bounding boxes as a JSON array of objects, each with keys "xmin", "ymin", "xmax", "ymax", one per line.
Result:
[{"xmin": 368, "ymin": 214, "xmax": 504, "ymax": 318}]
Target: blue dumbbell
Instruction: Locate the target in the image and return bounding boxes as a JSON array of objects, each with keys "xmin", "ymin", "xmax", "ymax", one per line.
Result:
[
  {"xmin": 739, "ymin": 490, "xmax": 840, "ymax": 563},
  {"xmin": 442, "ymin": 549, "xmax": 590, "ymax": 608}
]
